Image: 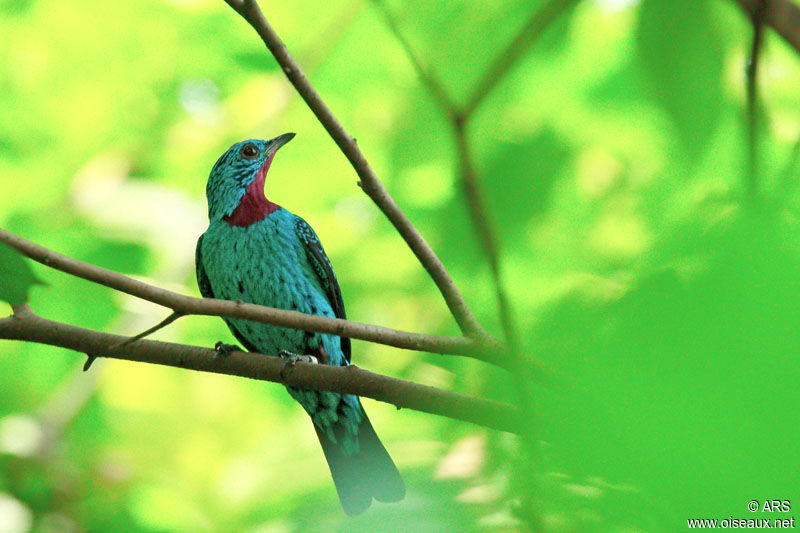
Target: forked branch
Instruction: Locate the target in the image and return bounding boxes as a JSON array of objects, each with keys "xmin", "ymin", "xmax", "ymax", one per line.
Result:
[
  {"xmin": 0, "ymin": 228, "xmax": 508, "ymax": 367},
  {"xmin": 0, "ymin": 305, "xmax": 521, "ymax": 434}
]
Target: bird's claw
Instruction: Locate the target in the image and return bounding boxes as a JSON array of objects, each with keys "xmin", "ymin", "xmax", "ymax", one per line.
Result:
[
  {"xmin": 279, "ymin": 349, "xmax": 319, "ymax": 366},
  {"xmin": 214, "ymin": 342, "xmax": 239, "ymax": 358},
  {"xmin": 279, "ymin": 350, "xmax": 318, "ymax": 378}
]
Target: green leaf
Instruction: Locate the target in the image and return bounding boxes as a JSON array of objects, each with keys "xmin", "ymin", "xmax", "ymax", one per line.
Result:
[
  {"xmin": 635, "ymin": 0, "xmax": 725, "ymax": 160},
  {"xmin": 0, "ymin": 242, "xmax": 45, "ymax": 305}
]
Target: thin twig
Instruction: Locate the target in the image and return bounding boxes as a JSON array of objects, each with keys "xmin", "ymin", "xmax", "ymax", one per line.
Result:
[
  {"xmin": 116, "ymin": 310, "xmax": 183, "ymax": 347},
  {"xmin": 89, "ymin": 310, "xmax": 184, "ymax": 370},
  {"xmin": 370, "ymin": 0, "xmax": 459, "ymax": 119},
  {"xmin": 83, "ymin": 354, "xmax": 97, "ymax": 371},
  {"xmin": 223, "ymin": 0, "xmax": 484, "ymax": 338},
  {"xmin": 462, "ymin": 0, "xmax": 579, "ymax": 118},
  {"xmin": 295, "ymin": 0, "xmax": 364, "ymax": 74},
  {"xmin": 733, "ymin": 0, "xmax": 800, "ymax": 55},
  {"xmin": 746, "ymin": 0, "xmax": 768, "ymax": 201},
  {"xmin": 370, "ymin": 3, "xmax": 537, "ymax": 465},
  {"xmin": 454, "ymin": 130, "xmax": 519, "ymax": 347},
  {"xmin": 0, "ymin": 305, "xmax": 521, "ymax": 434},
  {"xmin": 370, "ymin": 0, "xmax": 538, "ymax": 346},
  {"xmin": 0, "ymin": 228, "xmax": 508, "ymax": 367}
]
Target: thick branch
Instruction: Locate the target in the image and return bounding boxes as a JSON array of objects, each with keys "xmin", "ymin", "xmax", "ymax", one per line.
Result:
[
  {"xmin": 0, "ymin": 306, "xmax": 521, "ymax": 434},
  {"xmin": 0, "ymin": 228, "xmax": 506, "ymax": 367},
  {"xmin": 222, "ymin": 0, "xmax": 485, "ymax": 338},
  {"xmin": 734, "ymin": 0, "xmax": 800, "ymax": 55}
]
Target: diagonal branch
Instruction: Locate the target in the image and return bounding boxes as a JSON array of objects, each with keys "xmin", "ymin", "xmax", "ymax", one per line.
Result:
[
  {"xmin": 116, "ymin": 310, "xmax": 183, "ymax": 347},
  {"xmin": 733, "ymin": 0, "xmax": 800, "ymax": 55},
  {"xmin": 370, "ymin": 0, "xmax": 564, "ymax": 346},
  {"xmin": 0, "ymin": 305, "xmax": 521, "ymax": 434},
  {"xmin": 462, "ymin": 0, "xmax": 580, "ymax": 119},
  {"xmin": 369, "ymin": 2, "xmax": 552, "ymax": 463},
  {"xmin": 454, "ymin": 130, "xmax": 519, "ymax": 347},
  {"xmin": 745, "ymin": 0, "xmax": 767, "ymax": 202},
  {"xmin": 223, "ymin": 0, "xmax": 485, "ymax": 338},
  {"xmin": 0, "ymin": 228, "xmax": 508, "ymax": 367},
  {"xmin": 370, "ymin": 0, "xmax": 459, "ymax": 119}
]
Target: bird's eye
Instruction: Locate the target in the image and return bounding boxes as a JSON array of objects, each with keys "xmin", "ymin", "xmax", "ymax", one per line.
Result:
[{"xmin": 240, "ymin": 143, "xmax": 260, "ymax": 160}]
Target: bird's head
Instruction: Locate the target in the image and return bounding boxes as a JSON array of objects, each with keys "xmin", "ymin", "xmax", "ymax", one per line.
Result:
[{"xmin": 205, "ymin": 132, "xmax": 295, "ymax": 221}]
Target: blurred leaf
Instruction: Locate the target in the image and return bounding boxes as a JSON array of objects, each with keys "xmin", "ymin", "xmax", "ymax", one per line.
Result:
[
  {"xmin": 534, "ymin": 0, "xmax": 579, "ymax": 56},
  {"xmin": 0, "ymin": 241, "xmax": 45, "ymax": 306},
  {"xmin": 0, "ymin": 0, "xmax": 34, "ymax": 16},
  {"xmin": 635, "ymin": 0, "xmax": 725, "ymax": 160},
  {"xmin": 589, "ymin": 58, "xmax": 650, "ymax": 107},
  {"xmin": 82, "ymin": 240, "xmax": 148, "ymax": 275},
  {"xmin": 482, "ymin": 128, "xmax": 572, "ymax": 242},
  {"xmin": 535, "ymin": 212, "xmax": 800, "ymax": 527}
]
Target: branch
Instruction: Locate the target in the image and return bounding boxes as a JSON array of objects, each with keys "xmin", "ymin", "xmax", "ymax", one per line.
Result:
[
  {"xmin": 0, "ymin": 305, "xmax": 521, "ymax": 434},
  {"xmin": 462, "ymin": 0, "xmax": 580, "ymax": 118},
  {"xmin": 0, "ymin": 228, "xmax": 508, "ymax": 367},
  {"xmin": 370, "ymin": 0, "xmax": 459, "ymax": 119},
  {"xmin": 369, "ymin": 2, "xmax": 547, "ymax": 450},
  {"xmin": 117, "ymin": 310, "xmax": 183, "ymax": 347},
  {"xmin": 454, "ymin": 130, "xmax": 520, "ymax": 347},
  {"xmin": 369, "ymin": 1, "xmax": 548, "ymax": 346},
  {"xmin": 746, "ymin": 0, "xmax": 768, "ymax": 202},
  {"xmin": 733, "ymin": 0, "xmax": 800, "ymax": 55},
  {"xmin": 223, "ymin": 0, "xmax": 485, "ymax": 338}
]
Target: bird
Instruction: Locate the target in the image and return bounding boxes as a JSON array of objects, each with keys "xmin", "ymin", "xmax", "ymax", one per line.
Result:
[{"xmin": 195, "ymin": 133, "xmax": 404, "ymax": 515}]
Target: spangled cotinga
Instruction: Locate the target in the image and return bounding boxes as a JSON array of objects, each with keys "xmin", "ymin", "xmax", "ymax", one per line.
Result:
[{"xmin": 195, "ymin": 133, "xmax": 404, "ymax": 515}]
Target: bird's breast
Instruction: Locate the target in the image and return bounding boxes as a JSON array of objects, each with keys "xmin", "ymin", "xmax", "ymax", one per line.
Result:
[
  {"xmin": 201, "ymin": 214, "xmax": 326, "ymax": 313},
  {"xmin": 200, "ymin": 212, "xmax": 343, "ymax": 363}
]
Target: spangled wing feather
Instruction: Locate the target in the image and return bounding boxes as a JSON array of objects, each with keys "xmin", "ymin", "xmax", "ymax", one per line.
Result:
[
  {"xmin": 196, "ymin": 234, "xmax": 258, "ymax": 352},
  {"xmin": 195, "ymin": 234, "xmax": 215, "ymax": 300},
  {"xmin": 294, "ymin": 216, "xmax": 351, "ymax": 363}
]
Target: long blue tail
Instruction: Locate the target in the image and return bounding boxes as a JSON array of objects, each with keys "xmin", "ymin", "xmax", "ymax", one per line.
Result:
[{"xmin": 314, "ymin": 410, "xmax": 405, "ymax": 515}]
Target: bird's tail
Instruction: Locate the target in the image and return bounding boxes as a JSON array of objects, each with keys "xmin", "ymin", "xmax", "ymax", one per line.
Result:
[{"xmin": 314, "ymin": 410, "xmax": 405, "ymax": 516}]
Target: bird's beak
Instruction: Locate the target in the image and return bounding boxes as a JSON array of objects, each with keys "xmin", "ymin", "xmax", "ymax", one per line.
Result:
[{"xmin": 269, "ymin": 132, "xmax": 295, "ymax": 155}]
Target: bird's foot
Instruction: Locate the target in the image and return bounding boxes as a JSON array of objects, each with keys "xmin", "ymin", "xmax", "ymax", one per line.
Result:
[
  {"xmin": 278, "ymin": 349, "xmax": 319, "ymax": 366},
  {"xmin": 214, "ymin": 342, "xmax": 239, "ymax": 358},
  {"xmin": 279, "ymin": 349, "xmax": 318, "ymax": 378}
]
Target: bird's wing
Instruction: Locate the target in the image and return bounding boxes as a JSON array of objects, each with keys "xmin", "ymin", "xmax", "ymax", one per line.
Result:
[
  {"xmin": 294, "ymin": 216, "xmax": 351, "ymax": 363},
  {"xmin": 196, "ymin": 233, "xmax": 259, "ymax": 352},
  {"xmin": 195, "ymin": 234, "xmax": 216, "ymax": 300}
]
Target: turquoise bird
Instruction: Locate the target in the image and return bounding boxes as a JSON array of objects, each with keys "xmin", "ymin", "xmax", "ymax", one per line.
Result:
[{"xmin": 195, "ymin": 133, "xmax": 404, "ymax": 515}]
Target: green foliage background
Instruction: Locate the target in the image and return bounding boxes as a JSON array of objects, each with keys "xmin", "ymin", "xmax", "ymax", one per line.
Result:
[{"xmin": 2, "ymin": 0, "xmax": 800, "ymax": 531}]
